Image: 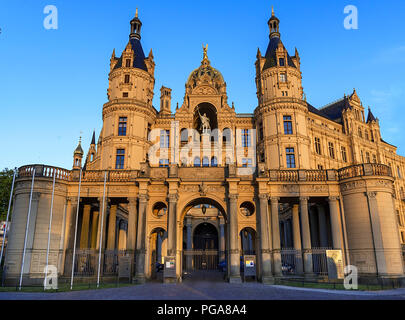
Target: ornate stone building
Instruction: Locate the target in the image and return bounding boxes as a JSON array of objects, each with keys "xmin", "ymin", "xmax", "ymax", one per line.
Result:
[{"xmin": 4, "ymin": 9, "xmax": 405, "ymax": 285}]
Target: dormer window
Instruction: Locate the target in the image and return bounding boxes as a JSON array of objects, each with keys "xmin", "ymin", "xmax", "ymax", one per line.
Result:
[
  {"xmin": 125, "ymin": 59, "xmax": 131, "ymax": 68},
  {"xmin": 279, "ymin": 58, "xmax": 285, "ymax": 66}
]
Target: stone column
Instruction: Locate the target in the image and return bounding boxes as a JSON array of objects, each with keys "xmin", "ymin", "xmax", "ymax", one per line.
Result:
[
  {"xmin": 186, "ymin": 216, "xmax": 192, "ymax": 270},
  {"xmin": 259, "ymin": 194, "xmax": 273, "ymax": 283},
  {"xmin": 228, "ymin": 194, "xmax": 241, "ymax": 283},
  {"xmin": 270, "ymin": 197, "xmax": 282, "ymax": 277},
  {"xmin": 135, "ymin": 194, "xmax": 148, "ymax": 283},
  {"xmin": 80, "ymin": 204, "xmax": 91, "ymax": 249},
  {"xmin": 107, "ymin": 204, "xmax": 117, "ymax": 250},
  {"xmin": 328, "ymin": 197, "xmax": 343, "ymax": 250},
  {"xmin": 317, "ymin": 205, "xmax": 329, "ymax": 248},
  {"xmin": 127, "ymin": 196, "xmax": 138, "ymax": 276},
  {"xmin": 300, "ymin": 197, "xmax": 313, "ymax": 276},
  {"xmin": 219, "ymin": 218, "xmax": 225, "ymax": 262},
  {"xmin": 90, "ymin": 211, "xmax": 99, "ymax": 249},
  {"xmin": 167, "ymin": 194, "xmax": 178, "ymax": 256},
  {"xmin": 97, "ymin": 197, "xmax": 108, "ymax": 250},
  {"xmin": 292, "ymin": 204, "xmax": 303, "ymax": 275}
]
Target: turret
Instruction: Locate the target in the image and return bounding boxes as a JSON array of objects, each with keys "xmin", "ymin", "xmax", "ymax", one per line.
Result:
[
  {"xmin": 160, "ymin": 86, "xmax": 172, "ymax": 116},
  {"xmin": 255, "ymin": 7, "xmax": 303, "ymax": 102},
  {"xmin": 73, "ymin": 137, "xmax": 84, "ymax": 169}
]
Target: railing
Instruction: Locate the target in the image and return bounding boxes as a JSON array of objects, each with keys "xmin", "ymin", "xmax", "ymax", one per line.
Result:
[
  {"xmin": 64, "ymin": 249, "xmax": 133, "ymax": 277},
  {"xmin": 338, "ymin": 163, "xmax": 392, "ymax": 180},
  {"xmin": 18, "ymin": 165, "xmax": 71, "ymax": 181},
  {"xmin": 17, "ymin": 163, "xmax": 392, "ymax": 184},
  {"xmin": 270, "ymin": 170, "xmax": 299, "ymax": 182},
  {"xmin": 280, "ymin": 248, "xmax": 330, "ymax": 276},
  {"xmin": 305, "ymin": 170, "xmax": 327, "ymax": 182}
]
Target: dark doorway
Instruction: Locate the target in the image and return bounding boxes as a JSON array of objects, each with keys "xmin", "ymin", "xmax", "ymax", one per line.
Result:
[{"xmin": 193, "ymin": 223, "xmax": 218, "ymax": 250}]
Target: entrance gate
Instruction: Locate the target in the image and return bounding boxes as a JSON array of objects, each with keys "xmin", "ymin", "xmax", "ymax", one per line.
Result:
[{"xmin": 183, "ymin": 249, "xmax": 219, "ymax": 271}]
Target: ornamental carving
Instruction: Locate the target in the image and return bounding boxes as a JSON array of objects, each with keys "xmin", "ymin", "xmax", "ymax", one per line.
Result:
[
  {"xmin": 192, "ymin": 86, "xmax": 217, "ymax": 95},
  {"xmin": 238, "ymin": 185, "xmax": 254, "ymax": 193},
  {"xmin": 340, "ymin": 180, "xmax": 366, "ymax": 192},
  {"xmin": 280, "ymin": 184, "xmax": 299, "ymax": 193}
]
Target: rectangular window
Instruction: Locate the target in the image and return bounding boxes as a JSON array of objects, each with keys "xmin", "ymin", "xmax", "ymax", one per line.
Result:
[
  {"xmin": 372, "ymin": 154, "xmax": 377, "ymax": 163},
  {"xmin": 279, "ymin": 58, "xmax": 285, "ymax": 66},
  {"xmin": 317, "ymin": 164, "xmax": 324, "ymax": 170},
  {"xmin": 314, "ymin": 137, "xmax": 322, "ymax": 155},
  {"xmin": 279, "ymin": 73, "xmax": 287, "ymax": 82},
  {"xmin": 115, "ymin": 149, "xmax": 125, "ymax": 169},
  {"xmin": 125, "ymin": 59, "xmax": 131, "ymax": 68},
  {"xmin": 123, "ymin": 92, "xmax": 128, "ymax": 97},
  {"xmin": 242, "ymin": 158, "xmax": 252, "ymax": 167},
  {"xmin": 124, "ymin": 74, "xmax": 130, "ymax": 83},
  {"xmin": 160, "ymin": 130, "xmax": 170, "ymax": 148},
  {"xmin": 242, "ymin": 129, "xmax": 251, "ymax": 147},
  {"xmin": 366, "ymin": 152, "xmax": 371, "ymax": 163},
  {"xmin": 159, "ymin": 159, "xmax": 169, "ymax": 167},
  {"xmin": 286, "ymin": 148, "xmax": 296, "ymax": 168},
  {"xmin": 397, "ymin": 166, "xmax": 402, "ymax": 179},
  {"xmin": 328, "ymin": 142, "xmax": 335, "ymax": 159},
  {"xmin": 118, "ymin": 117, "xmax": 127, "ymax": 136},
  {"xmin": 341, "ymin": 146, "xmax": 347, "ymax": 162},
  {"xmin": 283, "ymin": 116, "xmax": 293, "ymax": 135}
]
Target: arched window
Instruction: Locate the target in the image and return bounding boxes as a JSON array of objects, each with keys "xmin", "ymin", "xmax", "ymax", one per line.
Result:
[
  {"xmin": 194, "ymin": 157, "xmax": 201, "ymax": 167},
  {"xmin": 202, "ymin": 157, "xmax": 209, "ymax": 167},
  {"xmin": 211, "ymin": 156, "xmax": 218, "ymax": 167},
  {"xmin": 180, "ymin": 128, "xmax": 188, "ymax": 144},
  {"xmin": 222, "ymin": 128, "xmax": 231, "ymax": 144}
]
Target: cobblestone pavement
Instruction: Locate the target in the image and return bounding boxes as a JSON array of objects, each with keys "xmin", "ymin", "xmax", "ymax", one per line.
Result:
[{"xmin": 1, "ymin": 281, "xmax": 405, "ymax": 300}]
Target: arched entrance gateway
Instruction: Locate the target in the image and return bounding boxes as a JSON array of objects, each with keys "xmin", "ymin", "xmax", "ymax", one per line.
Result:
[{"xmin": 180, "ymin": 198, "xmax": 227, "ymax": 281}]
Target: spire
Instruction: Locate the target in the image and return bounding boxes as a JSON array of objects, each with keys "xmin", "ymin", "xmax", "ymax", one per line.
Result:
[
  {"xmin": 91, "ymin": 130, "xmax": 96, "ymax": 145},
  {"xmin": 367, "ymin": 107, "xmax": 377, "ymax": 123},
  {"xmin": 74, "ymin": 136, "xmax": 83, "ymax": 156},
  {"xmin": 201, "ymin": 44, "xmax": 210, "ymax": 66},
  {"xmin": 130, "ymin": 8, "xmax": 142, "ymax": 40},
  {"xmin": 268, "ymin": 5, "xmax": 280, "ymax": 39}
]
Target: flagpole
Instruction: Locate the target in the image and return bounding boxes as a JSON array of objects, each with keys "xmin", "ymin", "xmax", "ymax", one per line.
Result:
[
  {"xmin": 0, "ymin": 168, "xmax": 17, "ymax": 267},
  {"xmin": 70, "ymin": 168, "xmax": 82, "ymax": 290},
  {"xmin": 19, "ymin": 167, "xmax": 36, "ymax": 290},
  {"xmin": 44, "ymin": 170, "xmax": 56, "ymax": 288},
  {"xmin": 97, "ymin": 171, "xmax": 107, "ymax": 288}
]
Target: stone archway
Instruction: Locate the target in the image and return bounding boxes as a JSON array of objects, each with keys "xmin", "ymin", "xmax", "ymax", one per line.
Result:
[
  {"xmin": 179, "ymin": 197, "xmax": 227, "ymax": 281},
  {"xmin": 149, "ymin": 227, "xmax": 167, "ymax": 280}
]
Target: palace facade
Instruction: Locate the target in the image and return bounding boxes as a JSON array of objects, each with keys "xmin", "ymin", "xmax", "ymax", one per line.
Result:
[{"xmin": 4, "ymin": 9, "xmax": 405, "ymax": 285}]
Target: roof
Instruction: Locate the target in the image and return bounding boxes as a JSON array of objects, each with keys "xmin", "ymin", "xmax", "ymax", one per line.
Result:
[
  {"xmin": 91, "ymin": 130, "xmax": 96, "ymax": 145},
  {"xmin": 114, "ymin": 38, "xmax": 147, "ymax": 71},
  {"xmin": 367, "ymin": 108, "xmax": 377, "ymax": 123},
  {"xmin": 318, "ymin": 97, "xmax": 351, "ymax": 122},
  {"xmin": 263, "ymin": 37, "xmax": 296, "ymax": 71}
]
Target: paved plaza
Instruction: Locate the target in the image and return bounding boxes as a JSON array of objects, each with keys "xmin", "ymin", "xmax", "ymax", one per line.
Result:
[{"xmin": 1, "ymin": 281, "xmax": 405, "ymax": 300}]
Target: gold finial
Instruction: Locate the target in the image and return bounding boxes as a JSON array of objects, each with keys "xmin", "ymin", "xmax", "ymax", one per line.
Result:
[
  {"xmin": 135, "ymin": 8, "xmax": 138, "ymax": 18},
  {"xmin": 272, "ymin": 6, "xmax": 274, "ymax": 16},
  {"xmin": 202, "ymin": 44, "xmax": 208, "ymax": 60}
]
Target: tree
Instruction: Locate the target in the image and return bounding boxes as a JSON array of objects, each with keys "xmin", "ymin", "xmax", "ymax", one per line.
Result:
[{"xmin": 0, "ymin": 168, "xmax": 15, "ymax": 221}]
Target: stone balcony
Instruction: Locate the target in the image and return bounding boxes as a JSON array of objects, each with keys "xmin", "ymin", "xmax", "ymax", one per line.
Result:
[{"xmin": 17, "ymin": 163, "xmax": 392, "ymax": 184}]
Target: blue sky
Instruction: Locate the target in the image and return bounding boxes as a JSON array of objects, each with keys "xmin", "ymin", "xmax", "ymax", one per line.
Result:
[{"xmin": 1, "ymin": 0, "xmax": 405, "ymax": 170}]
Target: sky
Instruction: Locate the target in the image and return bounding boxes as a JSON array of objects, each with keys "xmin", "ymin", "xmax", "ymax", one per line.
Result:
[{"xmin": 0, "ymin": 0, "xmax": 405, "ymax": 170}]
